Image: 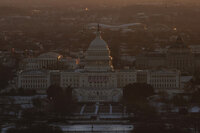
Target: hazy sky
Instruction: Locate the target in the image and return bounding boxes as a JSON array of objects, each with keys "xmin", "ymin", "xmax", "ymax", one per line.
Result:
[{"xmin": 0, "ymin": 0, "xmax": 199, "ymax": 8}]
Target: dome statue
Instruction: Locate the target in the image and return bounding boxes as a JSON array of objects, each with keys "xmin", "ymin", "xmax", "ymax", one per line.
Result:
[{"xmin": 88, "ymin": 24, "xmax": 109, "ymax": 51}]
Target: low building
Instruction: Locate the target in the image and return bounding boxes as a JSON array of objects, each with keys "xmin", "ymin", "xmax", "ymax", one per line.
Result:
[
  {"xmin": 136, "ymin": 70, "xmax": 148, "ymax": 83},
  {"xmin": 147, "ymin": 69, "xmax": 180, "ymax": 90},
  {"xmin": 20, "ymin": 52, "xmax": 79, "ymax": 70},
  {"xmin": 17, "ymin": 70, "xmax": 50, "ymax": 93},
  {"xmin": 136, "ymin": 36, "xmax": 200, "ymax": 74},
  {"xmin": 20, "ymin": 52, "xmax": 62, "ymax": 70}
]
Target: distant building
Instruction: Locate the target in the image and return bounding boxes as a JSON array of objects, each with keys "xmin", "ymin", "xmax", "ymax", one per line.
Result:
[
  {"xmin": 136, "ymin": 36, "xmax": 200, "ymax": 74},
  {"xmin": 189, "ymin": 45, "xmax": 200, "ymax": 53},
  {"xmin": 17, "ymin": 70, "xmax": 50, "ymax": 93},
  {"xmin": 136, "ymin": 69, "xmax": 180, "ymax": 90},
  {"xmin": 137, "ymin": 70, "xmax": 148, "ymax": 83},
  {"xmin": 50, "ymin": 70, "xmax": 61, "ymax": 86},
  {"xmin": 147, "ymin": 69, "xmax": 180, "ymax": 90},
  {"xmin": 20, "ymin": 52, "xmax": 79, "ymax": 70},
  {"xmin": 20, "ymin": 52, "xmax": 63, "ymax": 70}
]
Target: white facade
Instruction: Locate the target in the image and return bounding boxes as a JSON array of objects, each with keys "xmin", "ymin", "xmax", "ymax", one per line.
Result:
[
  {"xmin": 21, "ymin": 52, "xmax": 63, "ymax": 70},
  {"xmin": 21, "ymin": 52, "xmax": 80, "ymax": 70},
  {"xmin": 17, "ymin": 70, "xmax": 51, "ymax": 91},
  {"xmin": 147, "ymin": 69, "xmax": 180, "ymax": 89},
  {"xmin": 116, "ymin": 70, "xmax": 137, "ymax": 88},
  {"xmin": 60, "ymin": 71, "xmax": 123, "ymax": 102}
]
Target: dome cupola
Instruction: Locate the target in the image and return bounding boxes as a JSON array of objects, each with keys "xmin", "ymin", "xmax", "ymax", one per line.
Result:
[
  {"xmin": 84, "ymin": 24, "xmax": 113, "ymax": 72},
  {"xmin": 88, "ymin": 24, "xmax": 109, "ymax": 51}
]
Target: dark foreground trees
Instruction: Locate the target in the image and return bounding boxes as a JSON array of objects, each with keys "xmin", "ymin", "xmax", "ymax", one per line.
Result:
[
  {"xmin": 0, "ymin": 64, "xmax": 13, "ymax": 90},
  {"xmin": 123, "ymin": 83, "xmax": 154, "ymax": 105},
  {"xmin": 47, "ymin": 85, "xmax": 75, "ymax": 114},
  {"xmin": 123, "ymin": 83, "xmax": 156, "ymax": 119},
  {"xmin": 7, "ymin": 124, "xmax": 63, "ymax": 133},
  {"xmin": 134, "ymin": 123, "xmax": 191, "ymax": 133}
]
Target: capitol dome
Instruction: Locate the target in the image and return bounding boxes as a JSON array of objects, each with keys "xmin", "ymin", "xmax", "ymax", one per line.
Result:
[
  {"xmin": 88, "ymin": 35, "xmax": 109, "ymax": 51},
  {"xmin": 84, "ymin": 25, "xmax": 113, "ymax": 72},
  {"xmin": 168, "ymin": 35, "xmax": 191, "ymax": 54},
  {"xmin": 169, "ymin": 36, "xmax": 189, "ymax": 49},
  {"xmin": 38, "ymin": 52, "xmax": 63, "ymax": 59}
]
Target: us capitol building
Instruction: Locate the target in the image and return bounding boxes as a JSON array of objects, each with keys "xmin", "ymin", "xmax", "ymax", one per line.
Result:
[
  {"xmin": 18, "ymin": 28, "xmax": 137, "ymax": 102},
  {"xmin": 17, "ymin": 27, "xmax": 181, "ymax": 102}
]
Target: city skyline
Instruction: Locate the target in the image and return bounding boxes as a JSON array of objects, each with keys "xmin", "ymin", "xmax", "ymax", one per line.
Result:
[{"xmin": 0, "ymin": 1, "xmax": 200, "ymax": 133}]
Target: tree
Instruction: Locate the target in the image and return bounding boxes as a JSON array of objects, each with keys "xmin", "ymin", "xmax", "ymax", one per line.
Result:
[
  {"xmin": 5, "ymin": 88, "xmax": 36, "ymax": 96},
  {"xmin": 0, "ymin": 64, "xmax": 13, "ymax": 90},
  {"xmin": 134, "ymin": 123, "xmax": 190, "ymax": 133},
  {"xmin": 190, "ymin": 88, "xmax": 200, "ymax": 104},
  {"xmin": 46, "ymin": 85, "xmax": 63, "ymax": 101},
  {"xmin": 134, "ymin": 123, "xmax": 165, "ymax": 133},
  {"xmin": 32, "ymin": 98, "xmax": 42, "ymax": 109},
  {"xmin": 171, "ymin": 94, "xmax": 189, "ymax": 107},
  {"xmin": 46, "ymin": 85, "xmax": 74, "ymax": 114},
  {"xmin": 192, "ymin": 72, "xmax": 200, "ymax": 85},
  {"xmin": 123, "ymin": 83, "xmax": 155, "ymax": 116},
  {"xmin": 123, "ymin": 83, "xmax": 155, "ymax": 105}
]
